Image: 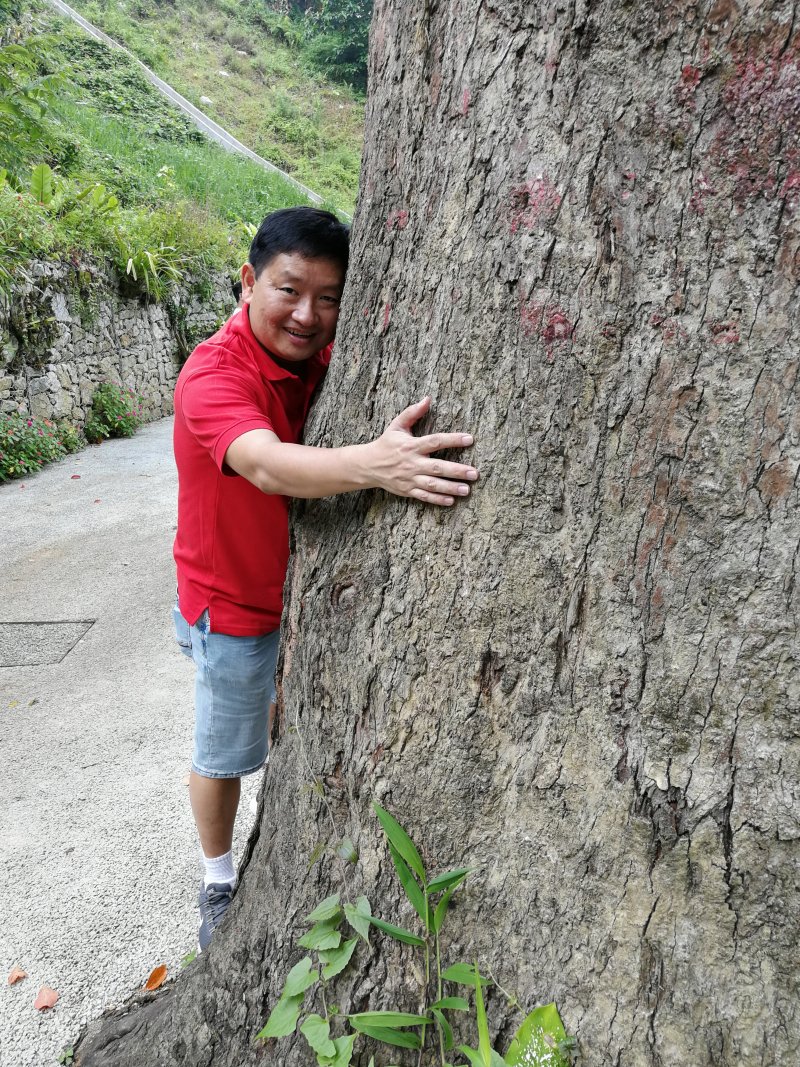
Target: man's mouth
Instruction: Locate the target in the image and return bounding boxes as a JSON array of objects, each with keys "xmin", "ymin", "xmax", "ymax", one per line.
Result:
[{"xmin": 285, "ymin": 328, "xmax": 314, "ymax": 339}]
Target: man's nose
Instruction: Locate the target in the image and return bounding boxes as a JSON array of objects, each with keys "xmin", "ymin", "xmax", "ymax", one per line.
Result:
[{"xmin": 292, "ymin": 297, "xmax": 316, "ymax": 325}]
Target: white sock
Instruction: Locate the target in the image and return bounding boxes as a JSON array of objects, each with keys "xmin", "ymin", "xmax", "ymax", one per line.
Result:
[{"xmin": 202, "ymin": 850, "xmax": 236, "ymax": 889}]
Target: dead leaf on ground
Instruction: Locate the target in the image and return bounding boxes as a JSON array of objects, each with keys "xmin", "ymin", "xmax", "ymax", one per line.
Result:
[
  {"xmin": 144, "ymin": 964, "xmax": 167, "ymax": 991},
  {"xmin": 70, "ymin": 475, "xmax": 81, "ymax": 480},
  {"xmin": 8, "ymin": 966, "xmax": 27, "ymax": 985},
  {"xmin": 34, "ymin": 985, "xmax": 59, "ymax": 1010}
]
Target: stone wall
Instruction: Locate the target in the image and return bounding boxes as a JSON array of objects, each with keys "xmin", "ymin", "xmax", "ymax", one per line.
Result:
[{"xmin": 0, "ymin": 260, "xmax": 234, "ymax": 425}]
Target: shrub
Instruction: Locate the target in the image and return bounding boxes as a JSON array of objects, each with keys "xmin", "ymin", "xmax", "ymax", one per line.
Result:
[
  {"xmin": 0, "ymin": 412, "xmax": 83, "ymax": 481},
  {"xmin": 84, "ymin": 382, "xmax": 145, "ymax": 443}
]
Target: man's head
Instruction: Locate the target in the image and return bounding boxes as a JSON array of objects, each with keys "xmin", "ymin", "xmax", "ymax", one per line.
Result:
[
  {"xmin": 241, "ymin": 208, "xmax": 350, "ymax": 363},
  {"xmin": 248, "ymin": 207, "xmax": 349, "ymax": 279}
]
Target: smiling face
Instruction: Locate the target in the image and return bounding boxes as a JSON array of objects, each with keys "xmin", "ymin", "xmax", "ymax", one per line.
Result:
[{"xmin": 241, "ymin": 252, "xmax": 344, "ymax": 363}]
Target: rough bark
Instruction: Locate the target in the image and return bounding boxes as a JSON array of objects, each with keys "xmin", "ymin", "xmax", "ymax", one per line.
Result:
[{"xmin": 76, "ymin": 1, "xmax": 799, "ymax": 1065}]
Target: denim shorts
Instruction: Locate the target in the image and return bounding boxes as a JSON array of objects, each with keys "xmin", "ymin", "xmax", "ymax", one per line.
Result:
[{"xmin": 173, "ymin": 602, "xmax": 279, "ymax": 779}]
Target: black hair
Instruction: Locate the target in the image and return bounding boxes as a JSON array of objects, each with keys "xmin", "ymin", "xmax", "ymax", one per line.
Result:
[
  {"xmin": 249, "ymin": 207, "xmax": 350, "ymax": 279},
  {"xmin": 232, "ymin": 279, "xmax": 243, "ymax": 301}
]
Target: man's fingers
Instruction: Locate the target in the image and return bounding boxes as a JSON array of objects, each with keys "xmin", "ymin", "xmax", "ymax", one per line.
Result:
[
  {"xmin": 418, "ymin": 475, "xmax": 472, "ymax": 498},
  {"xmin": 387, "ymin": 396, "xmax": 431, "ymax": 433},
  {"xmin": 418, "ymin": 431, "xmax": 474, "ymax": 453},
  {"xmin": 409, "ymin": 487, "xmax": 456, "ymax": 507},
  {"xmin": 424, "ymin": 458, "xmax": 479, "ymax": 482}
]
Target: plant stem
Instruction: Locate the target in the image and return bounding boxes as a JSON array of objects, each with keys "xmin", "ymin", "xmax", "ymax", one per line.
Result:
[{"xmin": 435, "ymin": 931, "xmax": 445, "ymax": 1065}]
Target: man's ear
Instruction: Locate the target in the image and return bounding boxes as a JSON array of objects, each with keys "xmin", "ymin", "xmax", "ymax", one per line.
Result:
[{"xmin": 241, "ymin": 263, "xmax": 256, "ymax": 300}]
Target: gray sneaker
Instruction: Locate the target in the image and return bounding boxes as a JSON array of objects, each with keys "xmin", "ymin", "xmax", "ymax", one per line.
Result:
[{"xmin": 198, "ymin": 882, "xmax": 234, "ymax": 951}]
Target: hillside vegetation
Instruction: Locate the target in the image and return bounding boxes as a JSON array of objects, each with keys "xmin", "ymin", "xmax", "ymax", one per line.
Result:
[
  {"xmin": 68, "ymin": 0, "xmax": 367, "ymax": 212},
  {"xmin": 0, "ymin": 1, "xmax": 363, "ymax": 297}
]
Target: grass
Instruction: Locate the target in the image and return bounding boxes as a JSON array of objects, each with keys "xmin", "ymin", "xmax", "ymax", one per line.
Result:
[
  {"xmin": 67, "ymin": 0, "xmax": 365, "ymax": 213},
  {"xmin": 0, "ymin": 9, "xmax": 332, "ymax": 293}
]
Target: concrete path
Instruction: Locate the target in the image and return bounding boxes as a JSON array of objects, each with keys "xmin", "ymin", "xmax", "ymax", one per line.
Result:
[{"xmin": 0, "ymin": 420, "xmax": 261, "ymax": 1067}]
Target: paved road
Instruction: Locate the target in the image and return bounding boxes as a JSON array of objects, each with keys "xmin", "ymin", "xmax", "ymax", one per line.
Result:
[
  {"xmin": 0, "ymin": 420, "xmax": 261, "ymax": 1067},
  {"xmin": 45, "ymin": 0, "xmax": 330, "ymax": 209}
]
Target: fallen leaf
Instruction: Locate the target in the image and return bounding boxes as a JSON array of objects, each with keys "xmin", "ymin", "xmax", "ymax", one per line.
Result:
[
  {"xmin": 182, "ymin": 774, "xmax": 190, "ymax": 786},
  {"xmin": 93, "ymin": 499, "xmax": 101, "ymax": 503},
  {"xmin": 144, "ymin": 964, "xmax": 167, "ymax": 991},
  {"xmin": 8, "ymin": 966, "xmax": 27, "ymax": 985},
  {"xmin": 8, "ymin": 701, "xmax": 18, "ymax": 708},
  {"xmin": 34, "ymin": 985, "xmax": 59, "ymax": 1010},
  {"xmin": 71, "ymin": 475, "xmax": 81, "ymax": 480}
]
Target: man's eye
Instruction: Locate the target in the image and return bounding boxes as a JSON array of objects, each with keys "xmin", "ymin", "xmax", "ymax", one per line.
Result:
[
  {"xmin": 279, "ymin": 287, "xmax": 296, "ymax": 295},
  {"xmin": 321, "ymin": 296, "xmax": 340, "ymax": 305}
]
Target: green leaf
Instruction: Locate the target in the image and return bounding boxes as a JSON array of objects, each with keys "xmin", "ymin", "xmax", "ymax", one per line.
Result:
[
  {"xmin": 350, "ymin": 1022, "xmax": 422, "ymax": 1049},
  {"xmin": 344, "ymin": 895, "xmax": 371, "ymax": 942},
  {"xmin": 458, "ymin": 1046, "xmax": 484, "ymax": 1067},
  {"xmin": 367, "ymin": 914, "xmax": 426, "ymax": 946},
  {"xmin": 388, "ymin": 842, "xmax": 430, "ymax": 929},
  {"xmin": 300, "ymin": 1014, "xmax": 336, "ymax": 1059},
  {"xmin": 475, "ymin": 962, "xmax": 491, "ymax": 1067},
  {"xmin": 442, "ymin": 963, "xmax": 489, "ymax": 987},
  {"xmin": 336, "ymin": 837, "xmax": 359, "ymax": 864},
  {"xmin": 255, "ymin": 993, "xmax": 304, "ymax": 1040},
  {"xmin": 490, "ymin": 1052, "xmax": 508, "ymax": 1066},
  {"xmin": 304, "ymin": 893, "xmax": 341, "ymax": 924},
  {"xmin": 298, "ymin": 917, "xmax": 342, "ymax": 951},
  {"xmin": 0, "ymin": 168, "xmax": 7, "ymax": 189},
  {"xmin": 430, "ymin": 996, "xmax": 469, "ymax": 1012},
  {"xmin": 504, "ymin": 1003, "xmax": 568, "ymax": 1067},
  {"xmin": 30, "ymin": 163, "xmax": 53, "ymax": 206},
  {"xmin": 426, "ymin": 868, "xmax": 472, "ymax": 894},
  {"xmin": 431, "ymin": 1007, "xmax": 453, "ymax": 1051},
  {"xmin": 283, "ymin": 956, "xmax": 319, "ymax": 997},
  {"xmin": 373, "ymin": 803, "xmax": 426, "ymax": 884},
  {"xmin": 320, "ymin": 937, "xmax": 358, "ymax": 980},
  {"xmin": 349, "ymin": 1011, "xmax": 430, "ymax": 1027},
  {"xmin": 434, "ymin": 884, "xmax": 455, "ymax": 934},
  {"xmin": 318, "ymin": 1033, "xmax": 357, "ymax": 1067}
]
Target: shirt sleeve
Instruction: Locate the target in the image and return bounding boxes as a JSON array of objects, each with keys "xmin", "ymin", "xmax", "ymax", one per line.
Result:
[{"xmin": 178, "ymin": 361, "xmax": 274, "ymax": 472}]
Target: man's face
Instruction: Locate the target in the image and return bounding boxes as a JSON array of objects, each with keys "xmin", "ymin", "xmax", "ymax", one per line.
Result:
[{"xmin": 241, "ymin": 252, "xmax": 344, "ymax": 362}]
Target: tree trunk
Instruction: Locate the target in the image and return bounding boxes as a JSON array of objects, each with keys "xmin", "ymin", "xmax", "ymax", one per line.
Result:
[{"xmin": 76, "ymin": 1, "xmax": 799, "ymax": 1065}]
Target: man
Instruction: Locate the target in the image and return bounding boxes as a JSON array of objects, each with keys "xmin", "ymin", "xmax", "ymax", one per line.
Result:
[{"xmin": 173, "ymin": 207, "xmax": 478, "ymax": 949}]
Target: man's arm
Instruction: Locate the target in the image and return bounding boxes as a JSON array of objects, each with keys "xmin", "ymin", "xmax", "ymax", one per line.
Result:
[{"xmin": 224, "ymin": 397, "xmax": 478, "ymax": 507}]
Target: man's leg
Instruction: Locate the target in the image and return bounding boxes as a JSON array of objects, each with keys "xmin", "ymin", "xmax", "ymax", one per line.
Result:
[
  {"xmin": 189, "ymin": 772, "xmax": 241, "ymax": 859},
  {"xmin": 187, "ymin": 616, "xmax": 280, "ymax": 949}
]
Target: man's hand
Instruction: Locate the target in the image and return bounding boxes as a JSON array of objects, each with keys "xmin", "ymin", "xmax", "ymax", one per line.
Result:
[
  {"xmin": 366, "ymin": 396, "xmax": 478, "ymax": 506},
  {"xmin": 225, "ymin": 395, "xmax": 478, "ymax": 504}
]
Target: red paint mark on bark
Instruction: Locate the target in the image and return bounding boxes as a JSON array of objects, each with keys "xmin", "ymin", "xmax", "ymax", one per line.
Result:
[
  {"xmin": 675, "ymin": 64, "xmax": 702, "ymax": 108},
  {"xmin": 781, "ymin": 168, "xmax": 800, "ymax": 200},
  {"xmin": 509, "ymin": 176, "xmax": 561, "ymax": 232},
  {"xmin": 710, "ymin": 321, "xmax": 740, "ymax": 343},
  {"xmin": 382, "ymin": 302, "xmax": 391, "ymax": 332},
  {"xmin": 621, "ymin": 171, "xmax": 636, "ymax": 202},
  {"xmin": 386, "ymin": 209, "xmax": 409, "ymax": 232},
  {"xmin": 521, "ymin": 301, "xmax": 575, "ymax": 361},
  {"xmin": 709, "ymin": 45, "xmax": 800, "ymax": 203},
  {"xmin": 689, "ymin": 171, "xmax": 716, "ymax": 214},
  {"xmin": 461, "ymin": 88, "xmax": 471, "ymax": 115},
  {"xmin": 649, "ymin": 311, "xmax": 688, "ymax": 345},
  {"xmin": 363, "ymin": 307, "xmax": 370, "ymax": 317}
]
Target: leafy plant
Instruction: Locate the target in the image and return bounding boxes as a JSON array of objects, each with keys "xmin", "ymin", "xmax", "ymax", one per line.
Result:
[
  {"xmin": 0, "ymin": 20, "xmax": 64, "ymax": 183},
  {"xmin": 256, "ymin": 804, "xmax": 575, "ymax": 1067},
  {"xmin": 83, "ymin": 382, "xmax": 144, "ymax": 443},
  {"xmin": 0, "ymin": 413, "xmax": 84, "ymax": 481}
]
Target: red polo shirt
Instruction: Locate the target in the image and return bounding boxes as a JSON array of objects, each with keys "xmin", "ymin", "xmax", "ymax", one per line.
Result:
[{"xmin": 173, "ymin": 305, "xmax": 331, "ymax": 635}]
